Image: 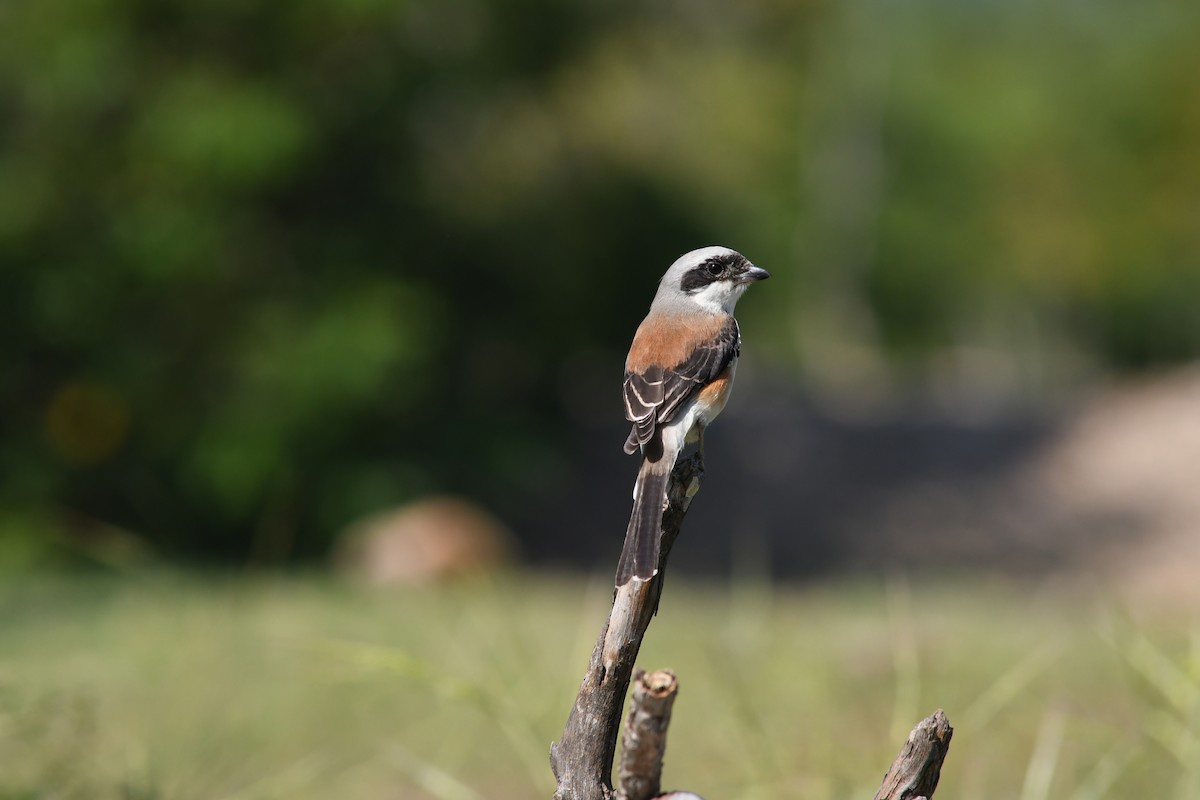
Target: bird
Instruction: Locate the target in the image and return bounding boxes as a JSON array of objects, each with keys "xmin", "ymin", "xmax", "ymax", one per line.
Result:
[{"xmin": 616, "ymin": 246, "xmax": 769, "ymax": 585}]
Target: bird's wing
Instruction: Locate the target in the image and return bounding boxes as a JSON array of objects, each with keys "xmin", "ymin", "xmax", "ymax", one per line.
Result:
[{"xmin": 623, "ymin": 316, "xmax": 740, "ymax": 455}]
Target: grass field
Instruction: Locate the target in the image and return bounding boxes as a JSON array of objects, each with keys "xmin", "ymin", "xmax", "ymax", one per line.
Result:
[{"xmin": 2, "ymin": 569, "xmax": 1198, "ymax": 799}]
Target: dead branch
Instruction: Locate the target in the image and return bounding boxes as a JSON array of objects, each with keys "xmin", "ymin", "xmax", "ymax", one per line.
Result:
[
  {"xmin": 873, "ymin": 709, "xmax": 954, "ymax": 800},
  {"xmin": 550, "ymin": 451, "xmax": 704, "ymax": 800},
  {"xmin": 617, "ymin": 669, "xmax": 679, "ymax": 800},
  {"xmin": 549, "ymin": 445, "xmax": 955, "ymax": 800}
]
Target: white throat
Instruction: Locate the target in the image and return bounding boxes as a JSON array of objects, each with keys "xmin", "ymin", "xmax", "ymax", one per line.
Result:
[{"xmin": 689, "ymin": 281, "xmax": 747, "ymax": 314}]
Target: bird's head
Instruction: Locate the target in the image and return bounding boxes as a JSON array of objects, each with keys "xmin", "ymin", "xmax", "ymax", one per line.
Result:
[{"xmin": 656, "ymin": 246, "xmax": 770, "ymax": 314}]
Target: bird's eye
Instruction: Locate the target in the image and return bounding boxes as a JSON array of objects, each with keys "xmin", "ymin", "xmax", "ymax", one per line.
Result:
[{"xmin": 705, "ymin": 262, "xmax": 723, "ymax": 277}]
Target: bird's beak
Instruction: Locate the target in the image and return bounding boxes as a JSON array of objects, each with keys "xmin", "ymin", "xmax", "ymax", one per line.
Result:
[{"xmin": 739, "ymin": 265, "xmax": 771, "ymax": 284}]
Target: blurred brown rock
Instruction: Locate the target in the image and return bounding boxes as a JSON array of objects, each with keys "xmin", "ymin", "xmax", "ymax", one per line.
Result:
[
  {"xmin": 1030, "ymin": 367, "xmax": 1200, "ymax": 606},
  {"xmin": 335, "ymin": 496, "xmax": 512, "ymax": 585}
]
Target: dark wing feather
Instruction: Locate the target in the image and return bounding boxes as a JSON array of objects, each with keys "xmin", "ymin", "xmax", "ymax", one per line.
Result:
[
  {"xmin": 622, "ymin": 366, "xmax": 664, "ymax": 455},
  {"xmin": 622, "ymin": 317, "xmax": 740, "ymax": 456}
]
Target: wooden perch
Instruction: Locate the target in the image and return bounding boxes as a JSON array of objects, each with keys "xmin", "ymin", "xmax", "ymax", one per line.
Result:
[
  {"xmin": 873, "ymin": 709, "xmax": 954, "ymax": 800},
  {"xmin": 550, "ymin": 451, "xmax": 704, "ymax": 800},
  {"xmin": 617, "ymin": 669, "xmax": 679, "ymax": 800},
  {"xmin": 549, "ymin": 444, "xmax": 955, "ymax": 800}
]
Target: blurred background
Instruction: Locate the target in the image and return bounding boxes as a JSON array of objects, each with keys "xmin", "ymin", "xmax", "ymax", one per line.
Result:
[
  {"xmin": 3, "ymin": 0, "xmax": 1200, "ymax": 583},
  {"xmin": 3, "ymin": 0, "xmax": 1200, "ymax": 797}
]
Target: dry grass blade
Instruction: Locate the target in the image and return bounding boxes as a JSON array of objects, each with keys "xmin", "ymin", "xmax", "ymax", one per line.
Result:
[
  {"xmin": 1019, "ymin": 709, "xmax": 1065, "ymax": 800},
  {"xmin": 387, "ymin": 744, "xmax": 486, "ymax": 800},
  {"xmin": 962, "ymin": 644, "xmax": 1062, "ymax": 731}
]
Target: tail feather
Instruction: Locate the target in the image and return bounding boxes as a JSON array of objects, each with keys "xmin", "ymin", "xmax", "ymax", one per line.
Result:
[{"xmin": 615, "ymin": 461, "xmax": 671, "ymax": 585}]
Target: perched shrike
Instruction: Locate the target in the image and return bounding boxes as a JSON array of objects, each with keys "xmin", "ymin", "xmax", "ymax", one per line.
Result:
[{"xmin": 616, "ymin": 246, "xmax": 770, "ymax": 585}]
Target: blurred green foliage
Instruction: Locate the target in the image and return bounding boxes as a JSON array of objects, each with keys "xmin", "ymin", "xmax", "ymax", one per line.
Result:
[{"xmin": 2, "ymin": 0, "xmax": 1198, "ymax": 559}]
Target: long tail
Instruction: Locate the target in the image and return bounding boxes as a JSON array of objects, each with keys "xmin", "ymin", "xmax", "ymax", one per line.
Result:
[{"xmin": 615, "ymin": 457, "xmax": 673, "ymax": 585}]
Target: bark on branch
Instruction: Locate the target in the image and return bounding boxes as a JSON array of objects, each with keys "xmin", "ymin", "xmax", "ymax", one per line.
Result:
[
  {"xmin": 873, "ymin": 709, "xmax": 954, "ymax": 800},
  {"xmin": 550, "ymin": 451, "xmax": 704, "ymax": 800}
]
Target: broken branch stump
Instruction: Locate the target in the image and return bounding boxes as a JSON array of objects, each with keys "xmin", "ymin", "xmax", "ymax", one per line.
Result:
[
  {"xmin": 873, "ymin": 709, "xmax": 954, "ymax": 800},
  {"xmin": 617, "ymin": 669, "xmax": 679, "ymax": 800}
]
